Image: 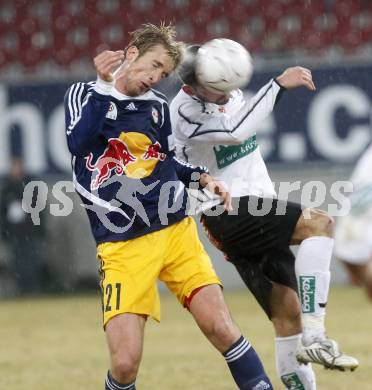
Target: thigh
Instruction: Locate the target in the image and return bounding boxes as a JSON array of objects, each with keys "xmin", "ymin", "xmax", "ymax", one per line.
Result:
[
  {"xmin": 202, "ymin": 196, "xmax": 302, "ymax": 258},
  {"xmin": 97, "ymin": 234, "xmax": 164, "ymax": 327},
  {"xmin": 232, "ymin": 248, "xmax": 298, "ymax": 319},
  {"xmin": 105, "ymin": 312, "xmax": 146, "ymax": 364},
  {"xmin": 159, "ymin": 217, "xmax": 222, "ymax": 306}
]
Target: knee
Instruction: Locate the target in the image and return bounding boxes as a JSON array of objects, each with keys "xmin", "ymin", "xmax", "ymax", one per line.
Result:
[
  {"xmin": 301, "ymin": 208, "xmax": 334, "ymax": 238},
  {"xmin": 365, "ymin": 275, "xmax": 372, "ymax": 301},
  {"xmin": 202, "ymin": 312, "xmax": 239, "ymax": 348},
  {"xmin": 111, "ymin": 351, "xmax": 140, "ymax": 382}
]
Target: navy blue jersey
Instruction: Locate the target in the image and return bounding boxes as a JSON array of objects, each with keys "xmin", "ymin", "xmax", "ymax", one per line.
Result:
[{"xmin": 64, "ymin": 80, "xmax": 208, "ymax": 244}]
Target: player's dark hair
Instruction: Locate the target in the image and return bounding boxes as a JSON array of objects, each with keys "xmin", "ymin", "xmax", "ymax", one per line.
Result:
[{"xmin": 177, "ymin": 45, "xmax": 201, "ymax": 87}]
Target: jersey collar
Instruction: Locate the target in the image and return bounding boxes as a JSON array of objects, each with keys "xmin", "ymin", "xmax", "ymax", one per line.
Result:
[{"xmin": 111, "ymin": 87, "xmax": 152, "ymax": 101}]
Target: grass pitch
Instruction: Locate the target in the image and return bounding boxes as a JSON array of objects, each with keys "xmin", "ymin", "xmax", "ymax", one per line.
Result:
[{"xmin": 0, "ymin": 286, "xmax": 371, "ymax": 389}]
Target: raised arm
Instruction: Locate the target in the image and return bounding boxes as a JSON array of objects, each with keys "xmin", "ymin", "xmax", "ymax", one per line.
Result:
[
  {"xmin": 64, "ymin": 50, "xmax": 124, "ymax": 156},
  {"xmin": 174, "ymin": 66, "xmax": 315, "ymax": 146},
  {"xmin": 176, "ymin": 79, "xmax": 282, "ymax": 144}
]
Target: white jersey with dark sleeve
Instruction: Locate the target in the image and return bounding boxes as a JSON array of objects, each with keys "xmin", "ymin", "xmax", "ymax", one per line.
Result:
[{"xmin": 170, "ymin": 79, "xmax": 284, "ymax": 198}]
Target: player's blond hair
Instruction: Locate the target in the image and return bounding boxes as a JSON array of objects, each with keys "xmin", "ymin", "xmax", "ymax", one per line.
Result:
[{"xmin": 127, "ymin": 23, "xmax": 184, "ymax": 70}]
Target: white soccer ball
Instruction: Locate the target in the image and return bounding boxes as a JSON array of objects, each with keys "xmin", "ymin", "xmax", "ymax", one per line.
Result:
[{"xmin": 195, "ymin": 38, "xmax": 253, "ymax": 93}]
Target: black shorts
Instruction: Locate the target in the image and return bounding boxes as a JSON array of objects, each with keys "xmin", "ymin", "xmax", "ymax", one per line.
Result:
[{"xmin": 201, "ymin": 196, "xmax": 303, "ymax": 318}]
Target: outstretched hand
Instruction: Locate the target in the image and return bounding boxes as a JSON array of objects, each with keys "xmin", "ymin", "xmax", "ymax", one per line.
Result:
[
  {"xmin": 199, "ymin": 173, "xmax": 233, "ymax": 212},
  {"xmin": 276, "ymin": 66, "xmax": 316, "ymax": 91},
  {"xmin": 94, "ymin": 50, "xmax": 125, "ymax": 82}
]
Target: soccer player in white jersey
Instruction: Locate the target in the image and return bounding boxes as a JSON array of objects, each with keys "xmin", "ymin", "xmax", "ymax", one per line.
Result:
[
  {"xmin": 170, "ymin": 44, "xmax": 359, "ymax": 389},
  {"xmin": 334, "ymin": 142, "xmax": 372, "ymax": 300}
]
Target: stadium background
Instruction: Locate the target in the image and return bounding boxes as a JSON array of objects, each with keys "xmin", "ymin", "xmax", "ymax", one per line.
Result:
[{"xmin": 0, "ymin": 1, "xmax": 371, "ymax": 388}]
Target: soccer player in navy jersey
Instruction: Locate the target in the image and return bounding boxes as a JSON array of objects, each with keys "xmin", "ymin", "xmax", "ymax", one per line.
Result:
[{"xmin": 64, "ymin": 24, "xmax": 273, "ymax": 390}]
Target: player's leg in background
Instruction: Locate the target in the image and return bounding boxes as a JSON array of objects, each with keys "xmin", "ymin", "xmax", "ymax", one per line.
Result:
[
  {"xmin": 291, "ymin": 208, "xmax": 359, "ymax": 371},
  {"xmin": 188, "ymin": 284, "xmax": 274, "ymax": 390},
  {"xmin": 341, "ymin": 260, "xmax": 372, "ymax": 300},
  {"xmin": 333, "ymin": 213, "xmax": 372, "ymax": 300},
  {"xmin": 365, "ymin": 260, "xmax": 372, "ymax": 299},
  {"xmin": 104, "ymin": 313, "xmax": 145, "ymax": 390}
]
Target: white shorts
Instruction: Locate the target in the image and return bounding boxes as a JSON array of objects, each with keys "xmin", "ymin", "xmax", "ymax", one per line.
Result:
[{"xmin": 334, "ymin": 209, "xmax": 372, "ymax": 265}]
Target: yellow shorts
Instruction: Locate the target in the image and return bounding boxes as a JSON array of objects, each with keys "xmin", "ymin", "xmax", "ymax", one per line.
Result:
[{"xmin": 97, "ymin": 217, "xmax": 221, "ymax": 327}]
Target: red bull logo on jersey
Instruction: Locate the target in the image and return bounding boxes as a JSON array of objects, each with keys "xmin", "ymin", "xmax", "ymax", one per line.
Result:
[
  {"xmin": 85, "ymin": 132, "xmax": 166, "ymax": 190},
  {"xmin": 86, "ymin": 138, "xmax": 136, "ymax": 191},
  {"xmin": 143, "ymin": 141, "xmax": 166, "ymax": 161}
]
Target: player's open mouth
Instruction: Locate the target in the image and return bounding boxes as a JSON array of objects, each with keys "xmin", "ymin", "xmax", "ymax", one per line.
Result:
[{"xmin": 141, "ymin": 82, "xmax": 149, "ymax": 90}]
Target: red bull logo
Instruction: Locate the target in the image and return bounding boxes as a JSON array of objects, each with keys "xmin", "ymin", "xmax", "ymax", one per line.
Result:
[
  {"xmin": 86, "ymin": 133, "xmax": 168, "ymax": 188},
  {"xmin": 142, "ymin": 141, "xmax": 166, "ymax": 161},
  {"xmin": 85, "ymin": 138, "xmax": 136, "ymax": 190}
]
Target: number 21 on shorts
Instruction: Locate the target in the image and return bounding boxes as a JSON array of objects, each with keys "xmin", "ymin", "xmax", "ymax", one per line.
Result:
[{"xmin": 104, "ymin": 283, "xmax": 122, "ymax": 312}]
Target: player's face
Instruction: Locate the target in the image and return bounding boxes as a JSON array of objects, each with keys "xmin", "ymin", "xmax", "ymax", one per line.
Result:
[
  {"xmin": 194, "ymin": 85, "xmax": 231, "ymax": 105},
  {"xmin": 119, "ymin": 45, "xmax": 174, "ymax": 96}
]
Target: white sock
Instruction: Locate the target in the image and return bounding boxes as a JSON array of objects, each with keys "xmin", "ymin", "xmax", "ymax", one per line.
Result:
[
  {"xmin": 295, "ymin": 236, "xmax": 333, "ymax": 345},
  {"xmin": 275, "ymin": 334, "xmax": 316, "ymax": 390},
  {"xmin": 302, "ymin": 314, "xmax": 326, "ymax": 346}
]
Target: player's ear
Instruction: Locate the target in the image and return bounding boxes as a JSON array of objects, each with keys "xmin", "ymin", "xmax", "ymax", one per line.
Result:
[
  {"xmin": 125, "ymin": 46, "xmax": 139, "ymax": 62},
  {"xmin": 183, "ymin": 85, "xmax": 196, "ymax": 96}
]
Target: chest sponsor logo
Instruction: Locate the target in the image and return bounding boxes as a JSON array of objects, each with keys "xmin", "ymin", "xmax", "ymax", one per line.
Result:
[
  {"xmin": 106, "ymin": 102, "xmax": 118, "ymax": 120},
  {"xmin": 213, "ymin": 134, "xmax": 257, "ymax": 169},
  {"xmin": 85, "ymin": 132, "xmax": 166, "ymax": 190}
]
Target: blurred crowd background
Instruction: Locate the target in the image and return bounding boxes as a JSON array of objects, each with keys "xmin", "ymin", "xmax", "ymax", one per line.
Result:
[
  {"xmin": 0, "ymin": 0, "xmax": 371, "ymax": 297},
  {"xmin": 1, "ymin": 0, "xmax": 372, "ymax": 79}
]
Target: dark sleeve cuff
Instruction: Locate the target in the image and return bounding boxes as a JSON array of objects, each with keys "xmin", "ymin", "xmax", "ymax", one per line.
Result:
[
  {"xmin": 273, "ymin": 78, "xmax": 286, "ymax": 105},
  {"xmin": 274, "ymin": 78, "xmax": 287, "ymax": 90}
]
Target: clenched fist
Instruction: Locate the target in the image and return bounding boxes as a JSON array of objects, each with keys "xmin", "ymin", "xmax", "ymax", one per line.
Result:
[
  {"xmin": 276, "ymin": 66, "xmax": 316, "ymax": 91},
  {"xmin": 94, "ymin": 50, "xmax": 125, "ymax": 82}
]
